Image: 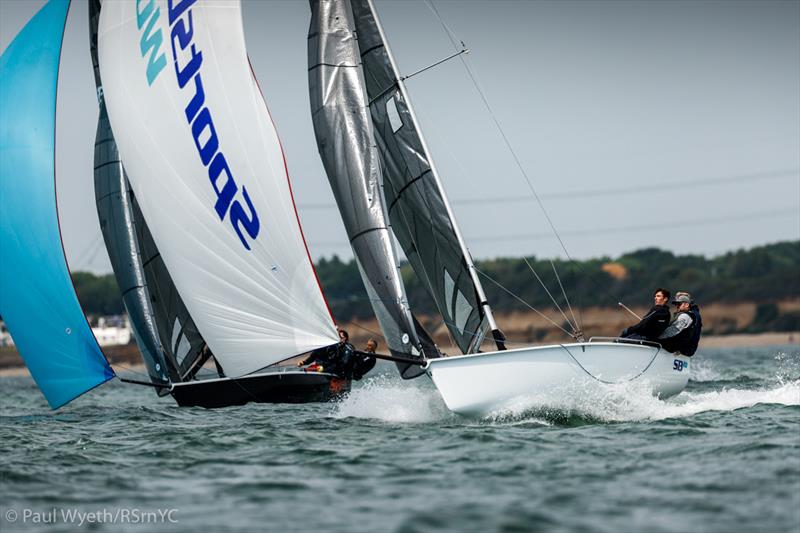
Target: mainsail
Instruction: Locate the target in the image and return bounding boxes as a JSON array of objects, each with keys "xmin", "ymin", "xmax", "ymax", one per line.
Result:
[
  {"xmin": 98, "ymin": 0, "xmax": 339, "ymax": 378},
  {"xmin": 89, "ymin": 0, "xmax": 206, "ymax": 386},
  {"xmin": 308, "ymin": 0, "xmax": 437, "ymax": 377},
  {"xmin": 0, "ymin": 0, "xmax": 114, "ymax": 408},
  {"xmin": 309, "ymin": 0, "xmax": 499, "ymax": 356}
]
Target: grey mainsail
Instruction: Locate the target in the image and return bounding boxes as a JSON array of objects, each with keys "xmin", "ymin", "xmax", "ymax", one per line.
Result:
[
  {"xmin": 89, "ymin": 0, "xmax": 208, "ymax": 385},
  {"xmin": 308, "ymin": 0, "xmax": 435, "ymax": 377},
  {"xmin": 310, "ymin": 0, "xmax": 501, "ymax": 356},
  {"xmin": 351, "ymin": 0, "xmax": 493, "ymax": 354}
]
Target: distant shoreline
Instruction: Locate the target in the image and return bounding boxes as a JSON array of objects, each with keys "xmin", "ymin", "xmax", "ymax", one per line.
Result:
[{"xmin": 1, "ymin": 331, "xmax": 796, "ymax": 378}]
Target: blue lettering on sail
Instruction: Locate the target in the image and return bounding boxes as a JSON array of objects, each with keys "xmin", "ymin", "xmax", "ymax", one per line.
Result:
[
  {"xmin": 136, "ymin": 0, "xmax": 166, "ymax": 85},
  {"xmin": 135, "ymin": 0, "xmax": 260, "ymax": 250}
]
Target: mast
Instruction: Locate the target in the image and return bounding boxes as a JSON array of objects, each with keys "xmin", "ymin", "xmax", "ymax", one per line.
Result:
[
  {"xmin": 307, "ymin": 0, "xmax": 436, "ymax": 379},
  {"xmin": 364, "ymin": 0, "xmax": 505, "ymax": 350}
]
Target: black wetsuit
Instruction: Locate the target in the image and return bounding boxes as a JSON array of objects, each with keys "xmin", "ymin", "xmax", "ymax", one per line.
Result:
[
  {"xmin": 350, "ymin": 351, "xmax": 377, "ymax": 380},
  {"xmin": 304, "ymin": 342, "xmax": 355, "ymax": 376},
  {"xmin": 621, "ymin": 304, "xmax": 671, "ymax": 341}
]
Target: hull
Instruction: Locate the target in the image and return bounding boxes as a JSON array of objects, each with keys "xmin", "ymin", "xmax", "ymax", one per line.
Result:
[
  {"xmin": 170, "ymin": 370, "xmax": 351, "ymax": 408},
  {"xmin": 425, "ymin": 342, "xmax": 689, "ymax": 416}
]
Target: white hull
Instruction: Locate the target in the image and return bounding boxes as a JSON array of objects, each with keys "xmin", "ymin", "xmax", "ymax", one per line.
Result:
[{"xmin": 425, "ymin": 342, "xmax": 690, "ymax": 416}]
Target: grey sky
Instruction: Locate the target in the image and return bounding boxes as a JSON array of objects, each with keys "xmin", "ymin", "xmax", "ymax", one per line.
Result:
[{"xmin": 2, "ymin": 0, "xmax": 798, "ymax": 274}]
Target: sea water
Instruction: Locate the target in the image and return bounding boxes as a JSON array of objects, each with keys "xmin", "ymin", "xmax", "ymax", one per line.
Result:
[{"xmin": 1, "ymin": 345, "xmax": 798, "ymax": 532}]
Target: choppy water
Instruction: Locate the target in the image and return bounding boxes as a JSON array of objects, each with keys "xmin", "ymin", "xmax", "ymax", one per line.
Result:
[{"xmin": 1, "ymin": 345, "xmax": 798, "ymax": 533}]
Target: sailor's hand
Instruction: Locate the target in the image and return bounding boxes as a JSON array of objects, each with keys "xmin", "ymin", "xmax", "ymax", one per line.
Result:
[{"xmin": 297, "ymin": 361, "xmax": 304, "ymax": 367}]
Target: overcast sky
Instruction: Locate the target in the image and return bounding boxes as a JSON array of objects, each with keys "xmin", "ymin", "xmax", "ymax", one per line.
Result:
[{"xmin": 2, "ymin": 0, "xmax": 798, "ymax": 274}]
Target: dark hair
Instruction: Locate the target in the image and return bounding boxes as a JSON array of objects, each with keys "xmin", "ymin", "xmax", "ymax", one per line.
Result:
[
  {"xmin": 654, "ymin": 288, "xmax": 671, "ymax": 300},
  {"xmin": 338, "ymin": 329, "xmax": 349, "ymax": 341}
]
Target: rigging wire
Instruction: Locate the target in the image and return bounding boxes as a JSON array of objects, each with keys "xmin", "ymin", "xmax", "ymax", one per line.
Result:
[
  {"xmin": 423, "ymin": 0, "xmax": 589, "ymax": 333},
  {"xmin": 111, "ymin": 361, "xmax": 154, "ymax": 381},
  {"xmin": 522, "ymin": 257, "xmax": 577, "ymax": 333},
  {"xmin": 550, "ymin": 260, "xmax": 583, "ymax": 339},
  {"xmin": 72, "ymin": 235, "xmax": 104, "ymax": 269},
  {"xmin": 423, "ymin": 0, "xmax": 574, "ymax": 261},
  {"xmin": 474, "ymin": 267, "xmax": 576, "ymax": 338}
]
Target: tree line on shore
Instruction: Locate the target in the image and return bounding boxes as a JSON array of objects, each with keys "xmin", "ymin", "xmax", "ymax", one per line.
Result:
[{"xmin": 72, "ymin": 240, "xmax": 800, "ymax": 332}]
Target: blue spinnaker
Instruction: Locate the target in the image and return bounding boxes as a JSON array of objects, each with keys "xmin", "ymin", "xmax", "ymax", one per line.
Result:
[{"xmin": 0, "ymin": 0, "xmax": 114, "ymax": 409}]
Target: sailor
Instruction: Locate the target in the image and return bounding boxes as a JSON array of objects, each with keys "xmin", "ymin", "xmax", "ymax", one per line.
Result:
[
  {"xmin": 297, "ymin": 328, "xmax": 355, "ymax": 376},
  {"xmin": 620, "ymin": 288, "xmax": 672, "ymax": 341},
  {"xmin": 658, "ymin": 292, "xmax": 703, "ymax": 355},
  {"xmin": 349, "ymin": 338, "xmax": 378, "ymax": 380}
]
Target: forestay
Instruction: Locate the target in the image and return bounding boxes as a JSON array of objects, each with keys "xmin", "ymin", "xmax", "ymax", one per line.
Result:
[
  {"xmin": 350, "ymin": 0, "xmax": 491, "ymax": 354},
  {"xmin": 0, "ymin": 0, "xmax": 114, "ymax": 409},
  {"xmin": 308, "ymin": 0, "xmax": 436, "ymax": 375},
  {"xmin": 98, "ymin": 0, "xmax": 338, "ymax": 377}
]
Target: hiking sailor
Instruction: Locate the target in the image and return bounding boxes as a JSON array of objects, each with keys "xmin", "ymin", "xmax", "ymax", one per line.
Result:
[
  {"xmin": 621, "ymin": 288, "xmax": 672, "ymax": 341},
  {"xmin": 349, "ymin": 338, "xmax": 378, "ymax": 380},
  {"xmin": 658, "ymin": 292, "xmax": 703, "ymax": 355},
  {"xmin": 297, "ymin": 328, "xmax": 355, "ymax": 376}
]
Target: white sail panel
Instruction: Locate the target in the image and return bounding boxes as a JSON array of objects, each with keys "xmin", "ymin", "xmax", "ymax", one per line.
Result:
[{"xmin": 98, "ymin": 0, "xmax": 338, "ymax": 377}]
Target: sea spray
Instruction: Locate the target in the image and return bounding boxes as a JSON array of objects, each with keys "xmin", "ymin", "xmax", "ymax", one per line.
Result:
[
  {"xmin": 482, "ymin": 373, "xmax": 800, "ymax": 424},
  {"xmin": 332, "ymin": 374, "xmax": 453, "ymax": 423}
]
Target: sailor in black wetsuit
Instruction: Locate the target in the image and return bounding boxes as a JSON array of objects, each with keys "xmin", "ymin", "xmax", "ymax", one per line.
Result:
[
  {"xmin": 349, "ymin": 338, "xmax": 378, "ymax": 380},
  {"xmin": 297, "ymin": 328, "xmax": 355, "ymax": 376},
  {"xmin": 621, "ymin": 288, "xmax": 672, "ymax": 341},
  {"xmin": 658, "ymin": 292, "xmax": 703, "ymax": 356}
]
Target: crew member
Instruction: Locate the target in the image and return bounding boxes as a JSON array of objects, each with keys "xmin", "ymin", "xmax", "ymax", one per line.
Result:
[
  {"xmin": 350, "ymin": 338, "xmax": 378, "ymax": 380},
  {"xmin": 658, "ymin": 292, "xmax": 702, "ymax": 355},
  {"xmin": 297, "ymin": 328, "xmax": 355, "ymax": 376},
  {"xmin": 621, "ymin": 288, "xmax": 672, "ymax": 341}
]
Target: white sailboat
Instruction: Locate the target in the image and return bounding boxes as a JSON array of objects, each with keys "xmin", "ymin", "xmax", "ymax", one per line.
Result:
[{"xmin": 308, "ymin": 0, "xmax": 690, "ymax": 416}]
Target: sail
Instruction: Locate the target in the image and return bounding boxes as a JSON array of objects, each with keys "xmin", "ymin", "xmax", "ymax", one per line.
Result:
[
  {"xmin": 90, "ymin": 0, "xmax": 206, "ymax": 385},
  {"xmin": 307, "ymin": 0, "xmax": 429, "ymax": 370},
  {"xmin": 348, "ymin": 0, "xmax": 490, "ymax": 354},
  {"xmin": 97, "ymin": 0, "xmax": 338, "ymax": 377},
  {"xmin": 0, "ymin": 0, "xmax": 115, "ymax": 409},
  {"xmin": 130, "ymin": 194, "xmax": 207, "ymax": 379},
  {"xmin": 90, "ymin": 0, "xmax": 171, "ymax": 385}
]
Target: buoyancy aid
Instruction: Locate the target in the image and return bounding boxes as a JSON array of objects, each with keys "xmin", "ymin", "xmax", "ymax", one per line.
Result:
[
  {"xmin": 661, "ymin": 308, "xmax": 702, "ymax": 356},
  {"xmin": 683, "ymin": 305, "xmax": 703, "ymax": 356}
]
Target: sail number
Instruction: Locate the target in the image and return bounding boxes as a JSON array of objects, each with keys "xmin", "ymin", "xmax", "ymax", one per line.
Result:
[{"xmin": 673, "ymin": 359, "xmax": 687, "ymax": 372}]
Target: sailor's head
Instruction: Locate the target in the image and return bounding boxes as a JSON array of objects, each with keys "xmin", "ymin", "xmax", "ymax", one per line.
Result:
[
  {"xmin": 653, "ymin": 288, "xmax": 671, "ymax": 305},
  {"xmin": 672, "ymin": 292, "xmax": 692, "ymax": 311},
  {"xmin": 338, "ymin": 329, "xmax": 349, "ymax": 343},
  {"xmin": 366, "ymin": 338, "xmax": 378, "ymax": 353}
]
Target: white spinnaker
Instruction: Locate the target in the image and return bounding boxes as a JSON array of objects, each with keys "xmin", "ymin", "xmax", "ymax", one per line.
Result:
[{"xmin": 98, "ymin": 0, "xmax": 338, "ymax": 377}]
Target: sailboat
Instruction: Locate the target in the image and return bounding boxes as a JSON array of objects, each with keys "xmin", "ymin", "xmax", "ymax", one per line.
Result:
[
  {"xmin": 1, "ymin": 0, "xmax": 352, "ymax": 409},
  {"xmin": 307, "ymin": 0, "xmax": 690, "ymax": 416}
]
